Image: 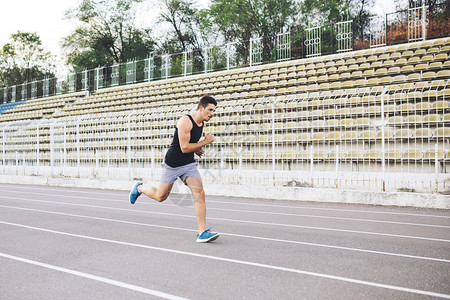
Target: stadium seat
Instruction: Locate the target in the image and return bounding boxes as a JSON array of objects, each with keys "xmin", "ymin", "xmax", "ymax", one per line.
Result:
[
  {"xmin": 367, "ymin": 55, "xmax": 377, "ymax": 62},
  {"xmin": 285, "ymin": 121, "xmax": 298, "ymax": 129},
  {"xmin": 327, "ymin": 131, "xmax": 341, "ymax": 141},
  {"xmin": 404, "ymin": 149, "xmax": 423, "ymax": 160},
  {"xmin": 435, "ymin": 128, "xmax": 450, "ymax": 138},
  {"xmin": 347, "ymin": 149, "xmax": 364, "ymax": 160},
  {"xmin": 348, "ymin": 96, "xmax": 361, "ymax": 105},
  {"xmin": 328, "ymin": 150, "xmax": 346, "ymax": 159},
  {"xmin": 352, "ymin": 107, "xmax": 366, "ymax": 115},
  {"xmin": 388, "ymin": 66, "xmax": 400, "ymax": 74},
  {"xmin": 311, "ymin": 120, "xmax": 325, "ymax": 127},
  {"xmin": 375, "ymin": 68, "xmax": 387, "ymax": 76},
  {"xmin": 298, "ymin": 120, "xmax": 310, "ymax": 128},
  {"xmin": 311, "ymin": 132, "xmax": 326, "ymax": 141},
  {"xmin": 242, "ymin": 150, "xmax": 254, "ymax": 160},
  {"xmin": 429, "ymin": 61, "xmax": 443, "ymax": 70},
  {"xmin": 355, "ymin": 117, "xmax": 370, "ymax": 126},
  {"xmin": 426, "ymin": 47, "xmax": 440, "ymax": 54},
  {"xmin": 283, "ymin": 133, "xmax": 298, "ymax": 142},
  {"xmin": 385, "ymin": 149, "xmax": 402, "ymax": 159},
  {"xmin": 367, "ymin": 106, "xmax": 381, "ymax": 115},
  {"xmin": 246, "ymin": 135, "xmax": 258, "ymax": 143},
  {"xmin": 435, "ymin": 53, "xmax": 448, "ymax": 61},
  {"xmin": 443, "ymin": 113, "xmax": 450, "ymax": 122},
  {"xmin": 423, "ymin": 114, "xmax": 440, "ymax": 123},
  {"xmin": 388, "ymin": 116, "xmax": 403, "ymax": 124},
  {"xmin": 313, "ymin": 150, "xmax": 328, "ymax": 160},
  {"xmin": 371, "ymin": 61, "xmax": 383, "ymax": 68},
  {"xmin": 413, "ymin": 48, "xmax": 426, "ymax": 55},
  {"xmin": 423, "ymin": 149, "xmax": 445, "ymax": 159},
  {"xmin": 405, "ymin": 115, "xmax": 422, "ymax": 123},
  {"xmin": 439, "ymin": 89, "xmax": 450, "ymax": 97},
  {"xmin": 385, "ymin": 104, "xmax": 398, "ymax": 113},
  {"xmin": 423, "ymin": 90, "xmax": 437, "ymax": 98},
  {"xmin": 324, "ymin": 109, "xmax": 336, "ymax": 117},
  {"xmin": 415, "ymin": 128, "xmax": 433, "ymax": 138},
  {"xmin": 298, "ymin": 132, "xmax": 311, "ymax": 142},
  {"xmin": 360, "ymin": 130, "xmax": 375, "ymax": 139},
  {"xmin": 422, "ymin": 71, "xmax": 436, "ymax": 80},
  {"xmin": 376, "ymin": 129, "xmax": 394, "ymax": 139},
  {"xmin": 432, "ymin": 101, "xmax": 448, "ymax": 109},
  {"xmin": 281, "ymin": 150, "xmax": 297, "ymax": 160},
  {"xmin": 402, "ymin": 64, "xmax": 415, "ymax": 72},
  {"xmin": 362, "ymin": 69, "xmax": 374, "ymax": 77},
  {"xmin": 420, "ymin": 55, "xmax": 434, "ymax": 62},
  {"xmin": 326, "ymin": 119, "xmax": 340, "ymax": 127},
  {"xmin": 340, "ymin": 119, "xmax": 354, "ymax": 127},
  {"xmin": 253, "ymin": 151, "xmax": 268, "ymax": 160},
  {"xmin": 257, "ymin": 135, "xmax": 270, "ymax": 143},
  {"xmin": 343, "ymin": 131, "xmax": 358, "ymax": 140},
  {"xmin": 395, "ymin": 128, "xmax": 414, "ymax": 139},
  {"xmin": 365, "ymin": 149, "xmax": 381, "ymax": 160},
  {"xmin": 336, "ymin": 108, "xmax": 351, "ymax": 116},
  {"xmin": 407, "ymin": 73, "xmax": 421, "ymax": 81},
  {"xmin": 398, "ymin": 103, "xmax": 414, "ymax": 112}
]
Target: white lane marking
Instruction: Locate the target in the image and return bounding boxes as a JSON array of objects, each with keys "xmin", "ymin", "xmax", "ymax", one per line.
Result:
[
  {"xmin": 1, "ymin": 190, "xmax": 448, "ymax": 228},
  {"xmin": 207, "ymin": 200, "xmax": 450, "ymax": 219},
  {"xmin": 1, "ymin": 185, "xmax": 448, "ymax": 219},
  {"xmin": 1, "ymin": 196, "xmax": 449, "ymax": 243},
  {"xmin": 1, "ymin": 221, "xmax": 449, "ymax": 299},
  {"xmin": 0, "ymin": 252, "xmax": 188, "ymax": 300},
  {"xmin": 1, "ymin": 204, "xmax": 449, "ymax": 263}
]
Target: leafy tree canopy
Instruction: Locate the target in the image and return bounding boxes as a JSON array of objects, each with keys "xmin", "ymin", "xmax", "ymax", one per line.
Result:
[
  {"xmin": 62, "ymin": 0, "xmax": 156, "ymax": 71},
  {"xmin": 0, "ymin": 31, "xmax": 55, "ymax": 87}
]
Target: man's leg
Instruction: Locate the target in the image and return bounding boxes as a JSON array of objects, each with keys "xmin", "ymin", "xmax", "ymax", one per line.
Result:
[
  {"xmin": 185, "ymin": 176, "xmax": 206, "ymax": 234},
  {"xmin": 139, "ymin": 182, "xmax": 173, "ymax": 202}
]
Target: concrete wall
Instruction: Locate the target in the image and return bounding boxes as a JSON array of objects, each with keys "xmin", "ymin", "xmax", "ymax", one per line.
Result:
[{"xmin": 1, "ymin": 173, "xmax": 448, "ymax": 209}]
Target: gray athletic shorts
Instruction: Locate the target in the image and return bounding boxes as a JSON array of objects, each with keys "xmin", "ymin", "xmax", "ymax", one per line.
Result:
[{"xmin": 160, "ymin": 162, "xmax": 201, "ymax": 185}]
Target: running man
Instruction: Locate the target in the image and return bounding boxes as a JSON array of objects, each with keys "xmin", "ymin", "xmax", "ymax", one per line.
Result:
[{"xmin": 129, "ymin": 96, "xmax": 219, "ymax": 243}]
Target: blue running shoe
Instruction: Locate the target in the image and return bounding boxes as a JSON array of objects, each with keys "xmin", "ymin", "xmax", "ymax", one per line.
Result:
[
  {"xmin": 196, "ymin": 228, "xmax": 219, "ymax": 243},
  {"xmin": 129, "ymin": 182, "xmax": 143, "ymax": 204}
]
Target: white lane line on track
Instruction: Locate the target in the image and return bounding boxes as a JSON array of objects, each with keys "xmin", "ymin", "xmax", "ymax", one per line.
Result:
[
  {"xmin": 0, "ymin": 252, "xmax": 187, "ymax": 300},
  {"xmin": 2, "ymin": 196, "xmax": 449, "ymax": 243},
  {"xmin": 1, "ymin": 185, "xmax": 449, "ymax": 219},
  {"xmin": 1, "ymin": 221, "xmax": 449, "ymax": 299},
  {"xmin": 1, "ymin": 204, "xmax": 449, "ymax": 263},
  {"xmin": 207, "ymin": 199, "xmax": 450, "ymax": 219},
  {"xmin": 0, "ymin": 192, "xmax": 447, "ymax": 229}
]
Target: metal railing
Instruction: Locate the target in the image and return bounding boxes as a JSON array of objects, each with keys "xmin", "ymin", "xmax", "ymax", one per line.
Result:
[
  {"xmin": 0, "ymin": 3, "xmax": 448, "ymax": 104},
  {"xmin": 1, "ymin": 81, "xmax": 448, "ymax": 193}
]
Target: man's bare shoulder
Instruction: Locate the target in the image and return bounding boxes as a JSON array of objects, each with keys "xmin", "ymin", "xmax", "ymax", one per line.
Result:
[{"xmin": 177, "ymin": 115, "xmax": 193, "ymax": 131}]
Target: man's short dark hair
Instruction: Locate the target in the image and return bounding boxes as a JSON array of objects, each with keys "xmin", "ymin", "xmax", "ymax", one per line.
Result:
[{"xmin": 198, "ymin": 95, "xmax": 217, "ymax": 109}]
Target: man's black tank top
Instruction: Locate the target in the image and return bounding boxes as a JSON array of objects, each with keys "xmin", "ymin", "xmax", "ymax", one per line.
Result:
[{"xmin": 164, "ymin": 115, "xmax": 204, "ymax": 167}]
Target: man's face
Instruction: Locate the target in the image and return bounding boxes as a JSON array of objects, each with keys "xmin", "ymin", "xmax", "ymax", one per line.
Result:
[{"xmin": 200, "ymin": 103, "xmax": 216, "ymax": 122}]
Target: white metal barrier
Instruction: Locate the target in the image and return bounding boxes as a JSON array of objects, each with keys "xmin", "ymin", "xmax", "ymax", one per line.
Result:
[{"xmin": 0, "ymin": 81, "xmax": 448, "ymax": 193}]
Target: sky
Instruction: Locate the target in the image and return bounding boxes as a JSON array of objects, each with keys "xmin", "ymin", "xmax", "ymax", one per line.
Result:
[{"xmin": 0, "ymin": 0, "xmax": 397, "ymax": 66}]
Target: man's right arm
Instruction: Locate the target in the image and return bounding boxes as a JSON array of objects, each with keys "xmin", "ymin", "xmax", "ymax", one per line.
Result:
[{"xmin": 177, "ymin": 116, "xmax": 215, "ymax": 153}]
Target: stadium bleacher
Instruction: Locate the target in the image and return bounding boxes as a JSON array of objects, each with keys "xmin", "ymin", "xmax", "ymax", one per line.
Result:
[
  {"xmin": 0, "ymin": 92, "xmax": 86, "ymax": 122},
  {"xmin": 0, "ymin": 101, "xmax": 26, "ymax": 114},
  {"xmin": 0, "ymin": 37, "xmax": 448, "ymax": 192}
]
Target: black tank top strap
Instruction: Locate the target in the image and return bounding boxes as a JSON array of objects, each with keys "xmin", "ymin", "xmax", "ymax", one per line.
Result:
[{"xmin": 186, "ymin": 114, "xmax": 203, "ymax": 128}]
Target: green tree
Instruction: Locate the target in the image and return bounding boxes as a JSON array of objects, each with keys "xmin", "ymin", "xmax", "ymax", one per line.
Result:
[
  {"xmin": 353, "ymin": 0, "xmax": 375, "ymax": 46},
  {"xmin": 207, "ymin": 0, "xmax": 296, "ymax": 63},
  {"xmin": 62, "ymin": 0, "xmax": 156, "ymax": 72},
  {"xmin": 298, "ymin": 0, "xmax": 375, "ymax": 52},
  {"xmin": 158, "ymin": 0, "xmax": 206, "ymax": 53},
  {"xmin": 299, "ymin": 0, "xmax": 354, "ymax": 25},
  {"xmin": 0, "ymin": 31, "xmax": 55, "ymax": 87}
]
